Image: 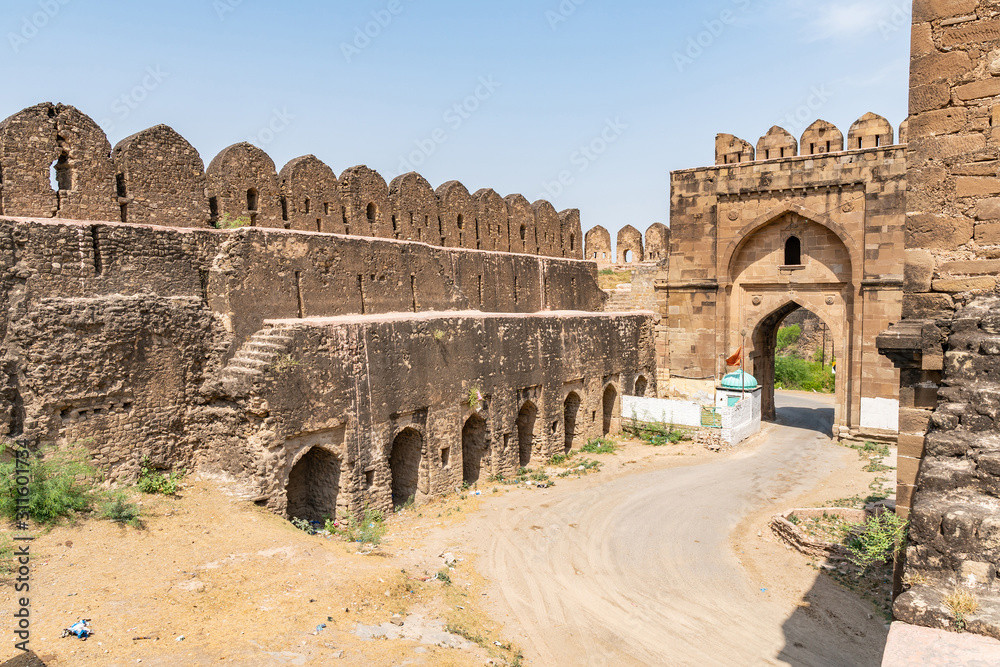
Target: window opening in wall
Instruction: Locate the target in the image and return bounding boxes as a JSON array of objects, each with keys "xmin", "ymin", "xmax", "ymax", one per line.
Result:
[
  {"xmin": 625, "ymin": 250, "xmax": 633, "ymax": 263},
  {"xmin": 294, "ymin": 271, "xmax": 305, "ymax": 318},
  {"xmin": 809, "ymin": 143, "xmax": 815, "ymax": 154},
  {"xmin": 209, "ymin": 197, "xmax": 219, "ymax": 225},
  {"xmin": 91, "ymin": 226, "xmax": 103, "ymax": 276},
  {"xmin": 357, "ymin": 274, "xmax": 366, "ymax": 314},
  {"xmin": 857, "ymin": 138, "xmax": 863, "ymax": 149},
  {"xmin": 304, "ymin": 198, "xmax": 311, "ymax": 214},
  {"xmin": 324, "ymin": 202, "xmax": 330, "ymax": 216},
  {"xmin": 441, "ymin": 447, "xmax": 450, "ymax": 468},
  {"xmin": 366, "ymin": 203, "xmax": 376, "ymax": 226},
  {"xmin": 519, "ymin": 225, "xmax": 526, "ymax": 242},
  {"xmin": 316, "ymin": 219, "xmax": 322, "ymax": 232},
  {"xmin": 478, "ymin": 275, "xmax": 483, "ymax": 307},
  {"xmin": 457, "ymin": 214, "xmax": 464, "ymax": 230},
  {"xmin": 826, "ymin": 140, "xmax": 831, "ymax": 152},
  {"xmin": 342, "ymin": 206, "xmax": 349, "ymax": 233},
  {"xmin": 116, "ymin": 173, "xmax": 128, "ymax": 223},
  {"xmin": 410, "ymin": 275, "xmax": 418, "ymax": 313},
  {"xmin": 875, "ymin": 136, "xmax": 881, "ymax": 148},
  {"xmin": 281, "ymin": 196, "xmax": 289, "ymax": 221},
  {"xmin": 365, "ymin": 470, "xmax": 375, "ymax": 488},
  {"xmin": 570, "ymin": 234, "xmax": 575, "ymax": 251},
  {"xmin": 764, "ymin": 150, "xmax": 770, "ymax": 160},
  {"xmin": 247, "ymin": 188, "xmax": 259, "ymax": 212},
  {"xmin": 780, "ymin": 148, "xmax": 786, "ymax": 158},
  {"xmin": 784, "ymin": 236, "xmax": 802, "ymax": 266},
  {"xmin": 392, "ymin": 215, "xmax": 398, "ymax": 238}
]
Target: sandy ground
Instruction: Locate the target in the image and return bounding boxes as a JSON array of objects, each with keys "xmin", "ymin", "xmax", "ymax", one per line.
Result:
[{"xmin": 1, "ymin": 391, "xmax": 891, "ymax": 666}]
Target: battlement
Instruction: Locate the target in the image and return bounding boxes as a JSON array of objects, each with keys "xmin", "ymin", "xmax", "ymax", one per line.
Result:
[
  {"xmin": 0, "ymin": 102, "xmax": 583, "ymax": 259},
  {"xmin": 714, "ymin": 113, "xmax": 908, "ymax": 165}
]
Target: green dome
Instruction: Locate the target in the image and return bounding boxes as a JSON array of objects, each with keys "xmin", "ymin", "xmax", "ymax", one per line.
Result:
[{"xmin": 721, "ymin": 370, "xmax": 758, "ymax": 390}]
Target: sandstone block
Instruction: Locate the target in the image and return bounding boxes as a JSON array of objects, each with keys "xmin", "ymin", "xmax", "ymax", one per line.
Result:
[
  {"xmin": 905, "ymin": 249, "xmax": 936, "ymax": 293},
  {"xmin": 906, "ymin": 213, "xmax": 974, "ymax": 250},
  {"xmin": 956, "ymin": 79, "xmax": 1000, "ymax": 101},
  {"xmin": 977, "ymin": 222, "xmax": 1000, "ymax": 244},
  {"xmin": 932, "ymin": 277, "xmax": 998, "ymax": 292},
  {"xmin": 938, "ymin": 259, "xmax": 1000, "ymax": 275},
  {"xmin": 911, "ymin": 51, "xmax": 972, "ymax": 87},
  {"xmin": 903, "ymin": 293, "xmax": 955, "ymax": 319},
  {"xmin": 976, "ymin": 198, "xmax": 1000, "ymax": 220},
  {"xmin": 911, "ymin": 84, "xmax": 952, "ymax": 115},
  {"xmin": 956, "ymin": 176, "xmax": 1000, "ymax": 198},
  {"xmin": 910, "ymin": 107, "xmax": 967, "ymax": 139},
  {"xmin": 913, "ymin": 0, "xmax": 977, "ymax": 23}
]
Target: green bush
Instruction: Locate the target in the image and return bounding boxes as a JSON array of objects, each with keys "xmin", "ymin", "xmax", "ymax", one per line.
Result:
[
  {"xmin": 0, "ymin": 533, "xmax": 12, "ymax": 574},
  {"xmin": 774, "ymin": 356, "xmax": 835, "ymax": 393},
  {"xmin": 137, "ymin": 457, "xmax": 184, "ymax": 495},
  {"xmin": 327, "ymin": 506, "xmax": 387, "ymax": 546},
  {"xmin": 580, "ymin": 438, "xmax": 617, "ymax": 455},
  {"xmin": 0, "ymin": 442, "xmax": 99, "ymax": 525},
  {"xmin": 846, "ymin": 512, "xmax": 908, "ymax": 570},
  {"xmin": 776, "ymin": 324, "xmax": 801, "ymax": 351},
  {"xmin": 100, "ymin": 492, "xmax": 143, "ymax": 528},
  {"xmin": 622, "ymin": 419, "xmax": 690, "ymax": 446},
  {"xmin": 217, "ymin": 213, "xmax": 252, "ymax": 229}
]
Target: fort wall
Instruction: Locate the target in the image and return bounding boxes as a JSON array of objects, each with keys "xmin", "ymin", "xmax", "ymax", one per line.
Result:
[
  {"xmin": 876, "ymin": 0, "xmax": 1000, "ymax": 635},
  {"xmin": 0, "ymin": 102, "xmax": 583, "ymax": 259}
]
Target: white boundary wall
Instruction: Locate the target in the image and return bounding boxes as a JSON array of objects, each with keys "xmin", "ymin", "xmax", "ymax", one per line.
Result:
[
  {"xmin": 623, "ymin": 396, "xmax": 702, "ymax": 429},
  {"xmin": 623, "ymin": 394, "xmax": 761, "ymax": 446}
]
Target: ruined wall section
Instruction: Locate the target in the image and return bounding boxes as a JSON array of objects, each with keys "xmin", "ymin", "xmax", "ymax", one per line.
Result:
[
  {"xmin": 113, "ymin": 125, "xmax": 211, "ymax": 228},
  {"xmin": 278, "ymin": 155, "xmax": 342, "ymax": 234},
  {"xmin": 0, "ymin": 103, "xmax": 117, "ymax": 222},
  {"xmin": 0, "ymin": 103, "xmax": 580, "ymax": 258},
  {"xmin": 217, "ymin": 312, "xmax": 655, "ymax": 516},
  {"xmin": 877, "ymin": 0, "xmax": 1000, "ymax": 636}
]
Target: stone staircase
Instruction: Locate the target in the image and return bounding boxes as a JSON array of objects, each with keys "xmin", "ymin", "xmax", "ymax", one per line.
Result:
[
  {"xmin": 604, "ymin": 284, "xmax": 634, "ymax": 312},
  {"xmin": 221, "ymin": 324, "xmax": 296, "ymax": 388}
]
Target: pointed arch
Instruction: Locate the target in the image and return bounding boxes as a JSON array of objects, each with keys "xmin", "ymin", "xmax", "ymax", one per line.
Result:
[{"xmin": 720, "ymin": 203, "xmax": 863, "ymax": 287}]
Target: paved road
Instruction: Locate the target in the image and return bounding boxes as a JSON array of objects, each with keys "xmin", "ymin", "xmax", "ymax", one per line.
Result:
[{"xmin": 467, "ymin": 392, "xmax": 886, "ymax": 666}]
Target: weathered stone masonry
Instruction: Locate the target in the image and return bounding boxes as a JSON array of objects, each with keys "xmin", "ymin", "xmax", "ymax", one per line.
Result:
[{"xmin": 0, "ymin": 101, "xmax": 652, "ymax": 522}]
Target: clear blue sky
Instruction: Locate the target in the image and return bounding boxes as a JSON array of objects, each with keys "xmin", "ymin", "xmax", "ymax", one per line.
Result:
[{"xmin": 1, "ymin": 0, "xmax": 910, "ymax": 243}]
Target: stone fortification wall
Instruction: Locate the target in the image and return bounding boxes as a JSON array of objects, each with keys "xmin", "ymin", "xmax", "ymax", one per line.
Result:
[{"xmin": 0, "ymin": 102, "xmax": 583, "ymax": 259}]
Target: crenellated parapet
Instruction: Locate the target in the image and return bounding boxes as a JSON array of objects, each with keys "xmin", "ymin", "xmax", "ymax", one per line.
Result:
[
  {"xmin": 715, "ymin": 113, "xmax": 906, "ymax": 165},
  {"xmin": 0, "ymin": 102, "xmax": 583, "ymax": 259}
]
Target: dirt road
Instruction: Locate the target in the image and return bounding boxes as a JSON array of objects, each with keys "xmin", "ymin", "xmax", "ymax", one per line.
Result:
[{"xmin": 462, "ymin": 392, "xmax": 888, "ymax": 666}]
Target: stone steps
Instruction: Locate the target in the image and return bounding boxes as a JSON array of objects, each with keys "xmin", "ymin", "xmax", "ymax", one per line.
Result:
[{"xmin": 220, "ymin": 326, "xmax": 295, "ymax": 386}]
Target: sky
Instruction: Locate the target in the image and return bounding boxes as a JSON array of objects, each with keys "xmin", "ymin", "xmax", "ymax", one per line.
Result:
[{"xmin": 0, "ymin": 0, "xmax": 911, "ymax": 247}]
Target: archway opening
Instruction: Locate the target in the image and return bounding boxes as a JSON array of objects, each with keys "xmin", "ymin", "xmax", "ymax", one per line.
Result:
[
  {"xmin": 366, "ymin": 202, "xmax": 376, "ymax": 225},
  {"xmin": 462, "ymin": 413, "xmax": 488, "ymax": 486},
  {"xmin": 564, "ymin": 392, "xmax": 581, "ymax": 453},
  {"xmin": 516, "ymin": 401, "xmax": 537, "ymax": 468},
  {"xmin": 602, "ymin": 385, "xmax": 618, "ymax": 436},
  {"xmin": 751, "ymin": 302, "xmax": 837, "ymax": 433},
  {"xmin": 286, "ymin": 447, "xmax": 341, "ymax": 524},
  {"xmin": 624, "ymin": 250, "xmax": 633, "ymax": 264},
  {"xmin": 634, "ymin": 376, "xmax": 648, "ymax": 397},
  {"xmin": 389, "ymin": 428, "xmax": 422, "ymax": 510}
]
